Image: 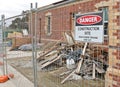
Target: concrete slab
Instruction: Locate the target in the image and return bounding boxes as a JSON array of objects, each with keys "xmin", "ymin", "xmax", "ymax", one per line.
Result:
[
  {"xmin": 7, "ymin": 47, "xmax": 32, "ymax": 59},
  {"xmin": 6, "ymin": 47, "xmax": 40, "ymax": 59}
]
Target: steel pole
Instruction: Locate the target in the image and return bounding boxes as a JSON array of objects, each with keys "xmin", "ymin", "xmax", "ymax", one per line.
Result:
[
  {"xmin": 3, "ymin": 15, "xmax": 8, "ymax": 75},
  {"xmin": 31, "ymin": 3, "xmax": 38, "ymax": 87},
  {"xmin": 1, "ymin": 15, "xmax": 5, "ymax": 75}
]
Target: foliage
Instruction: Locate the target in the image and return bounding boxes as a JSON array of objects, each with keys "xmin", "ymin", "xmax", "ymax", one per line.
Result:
[{"xmin": 9, "ymin": 16, "xmax": 28, "ymax": 30}]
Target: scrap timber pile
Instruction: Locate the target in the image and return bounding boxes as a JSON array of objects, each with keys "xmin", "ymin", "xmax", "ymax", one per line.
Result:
[
  {"xmin": 37, "ymin": 32, "xmax": 108, "ymax": 84},
  {"xmin": 7, "ymin": 32, "xmax": 31, "ymax": 50}
]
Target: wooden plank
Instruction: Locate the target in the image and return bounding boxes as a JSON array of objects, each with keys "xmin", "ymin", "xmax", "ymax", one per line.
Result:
[
  {"xmin": 61, "ymin": 43, "xmax": 88, "ymax": 84},
  {"xmin": 61, "ymin": 70, "xmax": 75, "ymax": 84},
  {"xmin": 37, "ymin": 38, "xmax": 63, "ymax": 61},
  {"xmin": 40, "ymin": 53, "xmax": 58, "ymax": 65},
  {"xmin": 64, "ymin": 32, "xmax": 75, "ymax": 45},
  {"xmin": 75, "ymin": 43, "xmax": 88, "ymax": 74},
  {"xmin": 75, "ymin": 59, "xmax": 83, "ymax": 74},
  {"xmin": 81, "ymin": 66, "xmax": 93, "ymax": 73},
  {"xmin": 40, "ymin": 54, "xmax": 62, "ymax": 69},
  {"xmin": 45, "ymin": 50, "xmax": 58, "ymax": 57},
  {"xmin": 92, "ymin": 63, "xmax": 96, "ymax": 79},
  {"xmin": 95, "ymin": 66, "xmax": 105, "ymax": 73},
  {"xmin": 82, "ymin": 43, "xmax": 88, "ymax": 55},
  {"xmin": 93, "ymin": 60, "xmax": 106, "ymax": 73},
  {"xmin": 37, "ymin": 46, "xmax": 58, "ymax": 61},
  {"xmin": 60, "ymin": 70, "xmax": 72, "ymax": 76}
]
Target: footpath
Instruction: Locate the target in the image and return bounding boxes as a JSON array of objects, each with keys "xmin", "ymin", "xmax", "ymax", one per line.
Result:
[{"xmin": 0, "ymin": 64, "xmax": 34, "ymax": 87}]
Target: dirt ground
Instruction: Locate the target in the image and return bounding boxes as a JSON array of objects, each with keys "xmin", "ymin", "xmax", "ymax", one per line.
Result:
[
  {"xmin": 7, "ymin": 41, "xmax": 105, "ymax": 87},
  {"xmin": 7, "ymin": 56, "xmax": 105, "ymax": 87}
]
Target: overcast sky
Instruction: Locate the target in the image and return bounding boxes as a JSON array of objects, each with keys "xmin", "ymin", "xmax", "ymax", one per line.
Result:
[{"xmin": 0, "ymin": 0, "xmax": 61, "ymax": 18}]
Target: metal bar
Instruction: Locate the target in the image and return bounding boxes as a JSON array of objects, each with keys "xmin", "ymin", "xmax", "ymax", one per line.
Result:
[
  {"xmin": 0, "ymin": 14, "xmax": 28, "ymax": 22},
  {"xmin": 34, "ymin": 2, "xmax": 38, "ymax": 87},
  {"xmin": 31, "ymin": 3, "xmax": 38, "ymax": 87},
  {"xmin": 1, "ymin": 15, "xmax": 5, "ymax": 75},
  {"xmin": 3, "ymin": 15, "xmax": 8, "ymax": 75}
]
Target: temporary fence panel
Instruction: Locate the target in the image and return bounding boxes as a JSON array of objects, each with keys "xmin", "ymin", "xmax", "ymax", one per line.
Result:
[
  {"xmin": 0, "ymin": 0, "xmax": 119, "ymax": 87},
  {"xmin": 0, "ymin": 13, "xmax": 34, "ymax": 87},
  {"xmin": 35, "ymin": 0, "xmax": 120, "ymax": 87}
]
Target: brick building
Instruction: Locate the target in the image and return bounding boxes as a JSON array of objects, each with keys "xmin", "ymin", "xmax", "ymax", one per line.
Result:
[{"xmin": 30, "ymin": 0, "xmax": 120, "ymax": 87}]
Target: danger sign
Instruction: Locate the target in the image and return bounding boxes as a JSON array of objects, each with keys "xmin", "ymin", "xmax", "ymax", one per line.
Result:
[{"xmin": 75, "ymin": 11, "xmax": 104, "ymax": 43}]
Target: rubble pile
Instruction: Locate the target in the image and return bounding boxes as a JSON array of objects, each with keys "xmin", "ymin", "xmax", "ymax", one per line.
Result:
[{"xmin": 37, "ymin": 32, "xmax": 108, "ymax": 84}]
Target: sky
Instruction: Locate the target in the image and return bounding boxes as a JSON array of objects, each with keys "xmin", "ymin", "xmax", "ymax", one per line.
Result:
[{"xmin": 0, "ymin": 0, "xmax": 61, "ymax": 18}]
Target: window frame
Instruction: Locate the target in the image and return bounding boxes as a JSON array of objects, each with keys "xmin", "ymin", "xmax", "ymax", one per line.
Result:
[
  {"xmin": 47, "ymin": 16, "xmax": 51, "ymax": 34},
  {"xmin": 99, "ymin": 7, "xmax": 108, "ymax": 36},
  {"xmin": 45, "ymin": 12, "xmax": 52, "ymax": 36}
]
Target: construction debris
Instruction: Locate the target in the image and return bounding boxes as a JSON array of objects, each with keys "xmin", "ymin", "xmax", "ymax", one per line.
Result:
[
  {"xmin": 10, "ymin": 37, "xmax": 31, "ymax": 50},
  {"xmin": 18, "ymin": 44, "xmax": 32, "ymax": 51},
  {"xmin": 7, "ymin": 31, "xmax": 32, "ymax": 50},
  {"xmin": 40, "ymin": 54, "xmax": 62, "ymax": 69},
  {"xmin": 66, "ymin": 58, "xmax": 76, "ymax": 69},
  {"xmin": 37, "ymin": 32, "xmax": 108, "ymax": 84},
  {"xmin": 18, "ymin": 43, "xmax": 41, "ymax": 51},
  {"xmin": 7, "ymin": 32, "xmax": 23, "ymax": 38}
]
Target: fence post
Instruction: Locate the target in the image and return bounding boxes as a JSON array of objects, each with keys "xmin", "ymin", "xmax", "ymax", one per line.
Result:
[
  {"xmin": 31, "ymin": 3, "xmax": 38, "ymax": 87},
  {"xmin": 1, "ymin": 15, "xmax": 8, "ymax": 75}
]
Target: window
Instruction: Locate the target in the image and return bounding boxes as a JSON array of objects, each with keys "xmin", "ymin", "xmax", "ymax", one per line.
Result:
[
  {"xmin": 45, "ymin": 15, "xmax": 52, "ymax": 35},
  {"xmin": 99, "ymin": 7, "xmax": 108, "ymax": 35},
  {"xmin": 47, "ymin": 16, "xmax": 51, "ymax": 34},
  {"xmin": 70, "ymin": 12, "xmax": 75, "ymax": 30},
  {"xmin": 71, "ymin": 13, "xmax": 75, "ymax": 19}
]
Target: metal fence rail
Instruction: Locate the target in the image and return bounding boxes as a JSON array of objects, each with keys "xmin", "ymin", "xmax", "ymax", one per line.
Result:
[{"xmin": 0, "ymin": 0, "xmax": 120, "ymax": 87}]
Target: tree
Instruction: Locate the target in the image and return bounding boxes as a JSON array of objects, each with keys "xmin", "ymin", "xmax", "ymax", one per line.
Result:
[{"xmin": 9, "ymin": 15, "xmax": 28, "ymax": 30}]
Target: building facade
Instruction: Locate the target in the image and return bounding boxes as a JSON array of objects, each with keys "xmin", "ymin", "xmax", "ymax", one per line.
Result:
[{"xmin": 30, "ymin": 0, "xmax": 120, "ymax": 87}]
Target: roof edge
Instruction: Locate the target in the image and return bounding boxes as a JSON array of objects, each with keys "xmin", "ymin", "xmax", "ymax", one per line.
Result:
[{"xmin": 37, "ymin": 0, "xmax": 75, "ymax": 12}]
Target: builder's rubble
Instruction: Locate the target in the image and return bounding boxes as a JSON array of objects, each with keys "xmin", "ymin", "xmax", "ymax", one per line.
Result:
[
  {"xmin": 7, "ymin": 31, "xmax": 32, "ymax": 50},
  {"xmin": 18, "ymin": 44, "xmax": 32, "ymax": 51},
  {"xmin": 66, "ymin": 58, "xmax": 76, "ymax": 69},
  {"xmin": 18, "ymin": 43, "xmax": 41, "ymax": 51},
  {"xmin": 37, "ymin": 32, "xmax": 108, "ymax": 84}
]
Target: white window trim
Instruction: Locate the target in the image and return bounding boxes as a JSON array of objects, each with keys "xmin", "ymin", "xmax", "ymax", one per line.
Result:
[{"xmin": 45, "ymin": 12, "xmax": 52, "ymax": 36}]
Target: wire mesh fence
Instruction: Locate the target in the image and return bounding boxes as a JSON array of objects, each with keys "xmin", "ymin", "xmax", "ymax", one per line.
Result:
[{"xmin": 0, "ymin": 0, "xmax": 120, "ymax": 87}]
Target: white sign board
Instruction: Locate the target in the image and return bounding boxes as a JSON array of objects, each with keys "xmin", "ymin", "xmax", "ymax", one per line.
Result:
[{"xmin": 75, "ymin": 12, "xmax": 104, "ymax": 43}]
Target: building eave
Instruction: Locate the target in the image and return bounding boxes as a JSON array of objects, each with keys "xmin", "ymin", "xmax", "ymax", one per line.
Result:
[{"xmin": 37, "ymin": 0, "xmax": 75, "ymax": 12}]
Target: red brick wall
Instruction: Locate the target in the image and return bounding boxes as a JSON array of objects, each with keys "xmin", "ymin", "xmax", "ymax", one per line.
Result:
[
  {"xmin": 29, "ymin": 0, "xmax": 120, "ymax": 87},
  {"xmin": 105, "ymin": 0, "xmax": 120, "ymax": 87},
  {"xmin": 109, "ymin": 73, "xmax": 120, "ymax": 87},
  {"xmin": 36, "ymin": 0, "xmax": 108, "ymax": 41}
]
